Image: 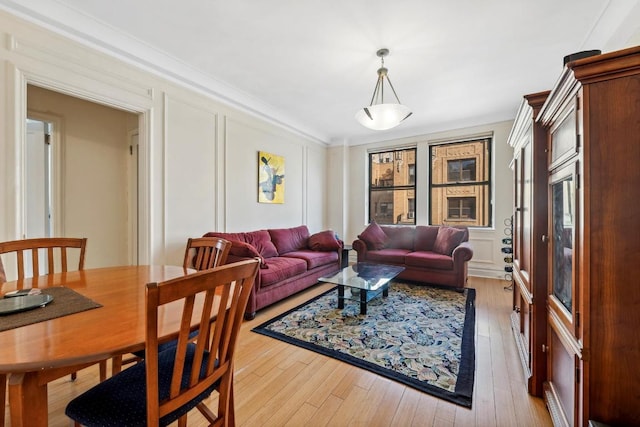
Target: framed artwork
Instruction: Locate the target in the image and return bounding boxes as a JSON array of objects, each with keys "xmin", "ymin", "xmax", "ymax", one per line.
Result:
[{"xmin": 258, "ymin": 151, "xmax": 285, "ymax": 203}]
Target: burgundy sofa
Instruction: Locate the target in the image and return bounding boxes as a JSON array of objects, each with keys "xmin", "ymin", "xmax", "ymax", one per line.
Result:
[
  {"xmin": 204, "ymin": 225, "xmax": 342, "ymax": 319},
  {"xmin": 352, "ymin": 222, "xmax": 473, "ymax": 289}
]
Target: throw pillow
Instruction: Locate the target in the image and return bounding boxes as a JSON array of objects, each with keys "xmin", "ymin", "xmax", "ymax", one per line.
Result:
[
  {"xmin": 268, "ymin": 225, "xmax": 310, "ymax": 254},
  {"xmin": 229, "ymin": 241, "xmax": 267, "ymax": 268},
  {"xmin": 244, "ymin": 230, "xmax": 279, "ymax": 258},
  {"xmin": 433, "ymin": 226, "xmax": 466, "ymax": 256},
  {"xmin": 358, "ymin": 221, "xmax": 388, "ymax": 250},
  {"xmin": 308, "ymin": 230, "xmax": 342, "ymax": 251}
]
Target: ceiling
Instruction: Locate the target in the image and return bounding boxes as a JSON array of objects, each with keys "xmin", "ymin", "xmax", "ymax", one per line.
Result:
[{"xmin": 2, "ymin": 1, "xmax": 640, "ymax": 145}]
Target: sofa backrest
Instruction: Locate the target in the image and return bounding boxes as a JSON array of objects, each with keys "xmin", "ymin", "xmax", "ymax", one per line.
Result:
[
  {"xmin": 204, "ymin": 230, "xmax": 278, "ymax": 259},
  {"xmin": 380, "ymin": 226, "xmax": 415, "ymax": 250},
  {"xmin": 268, "ymin": 225, "xmax": 310, "ymax": 254},
  {"xmin": 414, "ymin": 226, "xmax": 440, "ymax": 251}
]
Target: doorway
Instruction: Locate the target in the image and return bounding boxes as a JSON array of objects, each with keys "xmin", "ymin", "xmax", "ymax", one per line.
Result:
[{"xmin": 26, "ymin": 84, "xmax": 140, "ymax": 268}]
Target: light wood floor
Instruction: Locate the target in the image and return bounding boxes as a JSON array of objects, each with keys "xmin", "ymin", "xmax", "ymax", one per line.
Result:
[{"xmin": 5, "ymin": 276, "xmax": 552, "ymax": 426}]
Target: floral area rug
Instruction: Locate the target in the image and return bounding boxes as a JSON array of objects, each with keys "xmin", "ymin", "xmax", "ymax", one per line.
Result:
[{"xmin": 252, "ymin": 282, "xmax": 476, "ymax": 407}]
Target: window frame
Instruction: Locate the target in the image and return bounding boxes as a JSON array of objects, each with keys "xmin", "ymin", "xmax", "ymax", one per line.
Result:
[
  {"xmin": 368, "ymin": 147, "xmax": 417, "ymax": 225},
  {"xmin": 428, "ymin": 138, "xmax": 492, "ymax": 227}
]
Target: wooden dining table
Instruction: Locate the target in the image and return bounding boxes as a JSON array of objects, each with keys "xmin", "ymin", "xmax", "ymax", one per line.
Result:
[{"xmin": 0, "ymin": 265, "xmax": 194, "ymax": 427}]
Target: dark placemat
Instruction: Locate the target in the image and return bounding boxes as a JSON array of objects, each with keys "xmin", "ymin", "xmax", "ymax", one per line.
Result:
[{"xmin": 0, "ymin": 287, "xmax": 102, "ymax": 332}]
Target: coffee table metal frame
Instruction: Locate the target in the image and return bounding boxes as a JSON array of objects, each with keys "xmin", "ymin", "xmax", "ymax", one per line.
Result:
[{"xmin": 319, "ymin": 262, "xmax": 405, "ymax": 315}]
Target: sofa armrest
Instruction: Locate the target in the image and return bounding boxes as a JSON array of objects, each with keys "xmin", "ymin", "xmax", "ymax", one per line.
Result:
[
  {"xmin": 352, "ymin": 239, "xmax": 369, "ymax": 262},
  {"xmin": 452, "ymin": 241, "xmax": 473, "ymax": 265}
]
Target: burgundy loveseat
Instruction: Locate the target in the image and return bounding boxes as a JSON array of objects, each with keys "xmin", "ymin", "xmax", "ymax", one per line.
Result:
[
  {"xmin": 352, "ymin": 222, "xmax": 473, "ymax": 289},
  {"xmin": 204, "ymin": 225, "xmax": 342, "ymax": 319}
]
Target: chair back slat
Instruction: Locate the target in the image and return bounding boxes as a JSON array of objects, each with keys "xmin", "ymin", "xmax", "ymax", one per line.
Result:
[
  {"xmin": 145, "ymin": 258, "xmax": 259, "ymax": 426},
  {"xmin": 183, "ymin": 237, "xmax": 232, "ymax": 271},
  {"xmin": 189, "ymin": 290, "xmax": 217, "ymax": 387},
  {"xmin": 17, "ymin": 251, "xmax": 25, "ymax": 279},
  {"xmin": 0, "ymin": 237, "xmax": 86, "ymax": 282}
]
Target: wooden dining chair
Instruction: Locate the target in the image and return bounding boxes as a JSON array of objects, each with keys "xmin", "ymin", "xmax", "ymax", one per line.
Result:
[
  {"xmin": 111, "ymin": 236, "xmax": 234, "ymax": 374},
  {"xmin": 184, "ymin": 236, "xmax": 232, "ymax": 270},
  {"xmin": 0, "ymin": 237, "xmax": 87, "ymax": 282},
  {"xmin": 0, "ymin": 238, "xmax": 107, "ymax": 388},
  {"xmin": 65, "ymin": 258, "xmax": 260, "ymax": 427}
]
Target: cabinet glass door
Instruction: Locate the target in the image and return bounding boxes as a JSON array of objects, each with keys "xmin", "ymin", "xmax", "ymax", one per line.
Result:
[{"xmin": 551, "ymin": 174, "xmax": 574, "ymax": 313}]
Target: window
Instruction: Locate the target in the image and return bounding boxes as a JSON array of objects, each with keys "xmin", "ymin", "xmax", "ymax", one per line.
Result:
[
  {"xmin": 429, "ymin": 138, "xmax": 491, "ymax": 227},
  {"xmin": 369, "ymin": 148, "xmax": 416, "ymax": 225},
  {"xmin": 447, "ymin": 159, "xmax": 476, "ymax": 182},
  {"xmin": 447, "ymin": 197, "xmax": 476, "ymax": 219}
]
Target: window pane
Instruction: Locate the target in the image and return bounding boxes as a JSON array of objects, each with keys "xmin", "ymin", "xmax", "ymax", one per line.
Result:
[
  {"xmin": 447, "ymin": 161, "xmax": 461, "ymax": 182},
  {"xmin": 370, "ymin": 189, "xmax": 416, "ymax": 225},
  {"xmin": 371, "ymin": 154, "xmax": 395, "ymax": 188},
  {"xmin": 447, "ymin": 197, "xmax": 476, "ymax": 219},
  {"xmin": 447, "ymin": 158, "xmax": 477, "ymax": 182},
  {"xmin": 462, "ymin": 159, "xmax": 476, "ymax": 181}
]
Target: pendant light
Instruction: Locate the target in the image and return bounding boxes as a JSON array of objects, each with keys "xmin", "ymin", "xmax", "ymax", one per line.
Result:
[{"xmin": 355, "ymin": 48, "xmax": 412, "ymax": 130}]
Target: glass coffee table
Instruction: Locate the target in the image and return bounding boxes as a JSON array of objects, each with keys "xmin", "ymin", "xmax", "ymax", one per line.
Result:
[{"xmin": 319, "ymin": 262, "xmax": 405, "ymax": 315}]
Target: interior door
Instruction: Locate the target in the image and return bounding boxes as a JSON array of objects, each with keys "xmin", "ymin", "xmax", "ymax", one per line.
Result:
[{"xmin": 25, "ymin": 118, "xmax": 52, "ymax": 239}]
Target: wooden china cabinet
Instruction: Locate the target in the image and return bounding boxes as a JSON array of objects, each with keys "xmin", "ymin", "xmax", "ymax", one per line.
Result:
[
  {"xmin": 536, "ymin": 46, "xmax": 640, "ymax": 426},
  {"xmin": 507, "ymin": 90, "xmax": 550, "ymax": 397}
]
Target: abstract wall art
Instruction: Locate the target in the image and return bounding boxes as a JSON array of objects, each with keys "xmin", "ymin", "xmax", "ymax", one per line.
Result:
[{"xmin": 258, "ymin": 151, "xmax": 285, "ymax": 203}]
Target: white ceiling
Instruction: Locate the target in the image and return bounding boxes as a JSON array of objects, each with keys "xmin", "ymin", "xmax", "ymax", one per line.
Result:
[{"xmin": 2, "ymin": 0, "xmax": 640, "ymax": 145}]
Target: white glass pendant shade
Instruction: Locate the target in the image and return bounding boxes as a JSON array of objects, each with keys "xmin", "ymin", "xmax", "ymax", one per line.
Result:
[
  {"xmin": 355, "ymin": 48, "xmax": 412, "ymax": 131},
  {"xmin": 355, "ymin": 103, "xmax": 412, "ymax": 130}
]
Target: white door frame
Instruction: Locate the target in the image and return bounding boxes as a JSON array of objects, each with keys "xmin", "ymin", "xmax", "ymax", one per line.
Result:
[{"xmin": 6, "ymin": 64, "xmax": 153, "ymax": 264}]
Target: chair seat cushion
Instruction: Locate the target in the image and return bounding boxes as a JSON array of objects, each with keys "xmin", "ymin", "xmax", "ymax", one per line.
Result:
[{"xmin": 66, "ymin": 344, "xmax": 216, "ymax": 427}]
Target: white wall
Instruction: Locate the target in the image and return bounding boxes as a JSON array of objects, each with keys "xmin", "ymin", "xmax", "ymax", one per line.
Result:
[
  {"xmin": 0, "ymin": 10, "xmax": 329, "ymax": 269},
  {"xmin": 223, "ymin": 115, "xmax": 326, "ymax": 233}
]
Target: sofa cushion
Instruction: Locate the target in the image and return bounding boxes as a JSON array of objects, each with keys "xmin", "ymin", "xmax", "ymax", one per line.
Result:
[
  {"xmin": 203, "ymin": 231, "xmax": 245, "ymax": 242},
  {"xmin": 244, "ymin": 230, "xmax": 279, "ymax": 258},
  {"xmin": 405, "ymin": 251, "xmax": 454, "ymax": 270},
  {"xmin": 382, "ymin": 226, "xmax": 415, "ymax": 250},
  {"xmin": 204, "ymin": 230, "xmax": 278, "ymax": 259},
  {"xmin": 358, "ymin": 221, "xmax": 388, "ymax": 250},
  {"xmin": 433, "ymin": 226, "xmax": 466, "ymax": 256},
  {"xmin": 282, "ymin": 250, "xmax": 338, "ymax": 270},
  {"xmin": 413, "ymin": 226, "xmax": 439, "ymax": 251},
  {"xmin": 260, "ymin": 257, "xmax": 307, "ymax": 287},
  {"xmin": 365, "ymin": 248, "xmax": 411, "ymax": 264},
  {"xmin": 227, "ymin": 241, "xmax": 266, "ymax": 267},
  {"xmin": 308, "ymin": 230, "xmax": 341, "ymax": 251},
  {"xmin": 269, "ymin": 225, "xmax": 310, "ymax": 254},
  {"xmin": 228, "ymin": 241, "xmax": 260, "ymax": 258}
]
